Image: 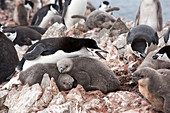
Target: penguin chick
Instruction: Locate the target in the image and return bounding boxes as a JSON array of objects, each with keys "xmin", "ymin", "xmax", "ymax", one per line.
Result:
[
  {"xmin": 13, "ymin": 1, "xmax": 33, "ymax": 26},
  {"xmin": 152, "ymin": 45, "xmax": 170, "ymax": 61},
  {"xmin": 3, "ymin": 26, "xmax": 42, "ymax": 46},
  {"xmin": 58, "ymin": 74, "xmax": 74, "ymax": 91},
  {"xmin": 56, "ymin": 56, "xmax": 120, "ymax": 93},
  {"xmin": 163, "ymin": 27, "xmax": 170, "ymax": 45},
  {"xmin": 137, "ymin": 51, "xmax": 170, "ymax": 70},
  {"xmin": 133, "ymin": 67, "xmax": 170, "ymax": 113},
  {"xmin": 19, "ymin": 63, "xmax": 73, "ymax": 91},
  {"xmin": 0, "ymin": 32, "xmax": 19, "ymax": 84},
  {"xmin": 126, "ymin": 25, "xmax": 159, "ymax": 59},
  {"xmin": 31, "ymin": 4, "xmax": 60, "ymax": 28},
  {"xmin": 71, "ymin": 7, "xmax": 119, "ymax": 29},
  {"xmin": 135, "ymin": 0, "xmax": 163, "ymax": 31}
]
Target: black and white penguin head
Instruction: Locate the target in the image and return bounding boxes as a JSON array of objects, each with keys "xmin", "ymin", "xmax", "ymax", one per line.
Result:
[
  {"xmin": 152, "ymin": 45, "xmax": 170, "ymax": 61},
  {"xmin": 4, "ymin": 31, "xmax": 17, "ymax": 42},
  {"xmin": 24, "ymin": 0, "xmax": 34, "ymax": 11},
  {"xmin": 49, "ymin": 4, "xmax": 59, "ymax": 15},
  {"xmin": 163, "ymin": 27, "xmax": 170, "ymax": 45},
  {"xmin": 99, "ymin": 1, "xmax": 110, "ymax": 10},
  {"xmin": 128, "ymin": 34, "xmax": 150, "ymax": 59}
]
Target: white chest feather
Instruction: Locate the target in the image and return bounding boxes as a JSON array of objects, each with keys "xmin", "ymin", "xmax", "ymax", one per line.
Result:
[
  {"xmin": 39, "ymin": 11, "xmax": 55, "ymax": 28},
  {"xmin": 23, "ymin": 47, "xmax": 92, "ymax": 71},
  {"xmin": 64, "ymin": 0, "xmax": 87, "ymax": 28},
  {"xmin": 139, "ymin": 0, "xmax": 158, "ymax": 30}
]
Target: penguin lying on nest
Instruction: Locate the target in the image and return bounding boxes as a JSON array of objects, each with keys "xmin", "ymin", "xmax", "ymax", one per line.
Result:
[
  {"xmin": 56, "ymin": 56, "xmax": 120, "ymax": 93},
  {"xmin": 2, "ymin": 26, "xmax": 42, "ymax": 46},
  {"xmin": 126, "ymin": 25, "xmax": 159, "ymax": 59},
  {"xmin": 71, "ymin": 7, "xmax": 120, "ymax": 29},
  {"xmin": 133, "ymin": 67, "xmax": 170, "ymax": 113},
  {"xmin": 10, "ymin": 37, "xmax": 108, "ymax": 79}
]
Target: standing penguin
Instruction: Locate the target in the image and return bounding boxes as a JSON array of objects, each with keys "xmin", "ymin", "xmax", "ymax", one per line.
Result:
[
  {"xmin": 135, "ymin": 0, "xmax": 163, "ymax": 31},
  {"xmin": 126, "ymin": 25, "xmax": 159, "ymax": 59},
  {"xmin": 61, "ymin": 0, "xmax": 87, "ymax": 29},
  {"xmin": 31, "ymin": 4, "xmax": 60, "ymax": 28},
  {"xmin": 163, "ymin": 27, "xmax": 170, "ymax": 45},
  {"xmin": 13, "ymin": 1, "xmax": 34, "ymax": 26}
]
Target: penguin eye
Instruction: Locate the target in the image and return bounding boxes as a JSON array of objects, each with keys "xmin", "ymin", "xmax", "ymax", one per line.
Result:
[
  {"xmin": 63, "ymin": 82, "xmax": 66, "ymax": 84},
  {"xmin": 7, "ymin": 33, "xmax": 10, "ymax": 37}
]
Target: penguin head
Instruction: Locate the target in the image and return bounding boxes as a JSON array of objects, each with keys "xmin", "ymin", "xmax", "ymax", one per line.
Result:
[
  {"xmin": 99, "ymin": 1, "xmax": 111, "ymax": 11},
  {"xmin": 50, "ymin": 4, "xmax": 59, "ymax": 15},
  {"xmin": 152, "ymin": 45, "xmax": 170, "ymax": 61},
  {"xmin": 57, "ymin": 58, "xmax": 73, "ymax": 73},
  {"xmin": 4, "ymin": 31, "xmax": 17, "ymax": 42},
  {"xmin": 85, "ymin": 39, "xmax": 108, "ymax": 59},
  {"xmin": 130, "ymin": 36, "xmax": 148, "ymax": 59},
  {"xmin": 24, "ymin": 1, "xmax": 34, "ymax": 11},
  {"xmin": 59, "ymin": 74, "xmax": 74, "ymax": 90}
]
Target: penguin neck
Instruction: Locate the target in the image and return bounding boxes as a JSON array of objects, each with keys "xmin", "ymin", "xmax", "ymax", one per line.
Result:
[{"xmin": 22, "ymin": 47, "xmax": 92, "ymax": 71}]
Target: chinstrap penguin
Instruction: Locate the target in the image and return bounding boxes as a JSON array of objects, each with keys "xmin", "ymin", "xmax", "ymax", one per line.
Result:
[
  {"xmin": 61, "ymin": 0, "xmax": 87, "ymax": 29},
  {"xmin": 56, "ymin": 56, "xmax": 120, "ymax": 93},
  {"xmin": 15, "ymin": 37, "xmax": 108, "ymax": 73},
  {"xmin": 13, "ymin": 0, "xmax": 33, "ymax": 26},
  {"xmin": 135, "ymin": 0, "xmax": 163, "ymax": 31},
  {"xmin": 152, "ymin": 45, "xmax": 170, "ymax": 61},
  {"xmin": 163, "ymin": 27, "xmax": 170, "ymax": 45},
  {"xmin": 2, "ymin": 26, "xmax": 42, "ymax": 46},
  {"xmin": 136, "ymin": 51, "xmax": 170, "ymax": 71},
  {"xmin": 133, "ymin": 67, "xmax": 170, "ymax": 113},
  {"xmin": 126, "ymin": 25, "xmax": 159, "ymax": 59},
  {"xmin": 31, "ymin": 4, "xmax": 60, "ymax": 28},
  {"xmin": 98, "ymin": 1, "xmax": 112, "ymax": 15},
  {"xmin": 0, "ymin": 32, "xmax": 19, "ymax": 84}
]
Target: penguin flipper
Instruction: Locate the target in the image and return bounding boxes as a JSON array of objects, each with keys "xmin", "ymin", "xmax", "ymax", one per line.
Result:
[
  {"xmin": 23, "ymin": 43, "xmax": 47, "ymax": 60},
  {"xmin": 61, "ymin": 0, "xmax": 71, "ymax": 24}
]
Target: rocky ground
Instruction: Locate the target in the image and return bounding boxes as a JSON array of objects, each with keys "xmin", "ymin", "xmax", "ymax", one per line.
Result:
[{"xmin": 0, "ymin": 0, "xmax": 170, "ymax": 113}]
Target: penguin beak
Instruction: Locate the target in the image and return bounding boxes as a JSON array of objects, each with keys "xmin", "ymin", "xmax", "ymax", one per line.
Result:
[
  {"xmin": 58, "ymin": 67, "xmax": 64, "ymax": 73},
  {"xmin": 66, "ymin": 82, "xmax": 73, "ymax": 89},
  {"xmin": 140, "ymin": 53, "xmax": 146, "ymax": 59},
  {"xmin": 94, "ymin": 49, "xmax": 108, "ymax": 60}
]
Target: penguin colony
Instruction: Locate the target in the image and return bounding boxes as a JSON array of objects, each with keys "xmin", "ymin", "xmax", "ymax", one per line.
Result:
[{"xmin": 0, "ymin": 0, "xmax": 170, "ymax": 112}]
